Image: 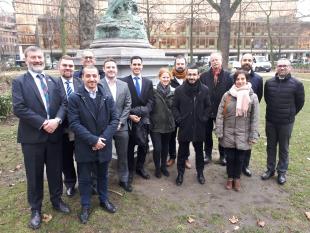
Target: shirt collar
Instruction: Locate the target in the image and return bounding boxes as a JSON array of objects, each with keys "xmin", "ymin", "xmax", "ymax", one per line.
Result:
[
  {"xmin": 29, "ymin": 69, "xmax": 46, "ymax": 79},
  {"xmin": 84, "ymin": 86, "xmax": 98, "ymax": 94},
  {"xmin": 61, "ymin": 76, "xmax": 73, "ymax": 83},
  {"xmin": 132, "ymin": 74, "xmax": 142, "ymax": 79},
  {"xmin": 105, "ymin": 77, "xmax": 116, "ymax": 85}
]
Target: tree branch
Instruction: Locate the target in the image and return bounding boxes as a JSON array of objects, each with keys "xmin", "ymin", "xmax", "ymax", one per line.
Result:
[{"xmin": 205, "ymin": 0, "xmax": 220, "ymax": 13}]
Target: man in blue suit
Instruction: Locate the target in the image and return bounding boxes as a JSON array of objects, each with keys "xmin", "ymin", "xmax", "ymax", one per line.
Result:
[
  {"xmin": 68, "ymin": 65, "xmax": 119, "ymax": 224},
  {"xmin": 12, "ymin": 46, "xmax": 70, "ymax": 230}
]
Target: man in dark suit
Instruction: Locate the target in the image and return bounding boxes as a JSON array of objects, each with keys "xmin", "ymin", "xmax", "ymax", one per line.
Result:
[
  {"xmin": 68, "ymin": 65, "xmax": 119, "ymax": 224},
  {"xmin": 57, "ymin": 55, "xmax": 83, "ymax": 196},
  {"xmin": 200, "ymin": 52, "xmax": 233, "ymax": 166},
  {"xmin": 101, "ymin": 58, "xmax": 132, "ymax": 192},
  {"xmin": 120, "ymin": 56, "xmax": 154, "ymax": 183},
  {"xmin": 12, "ymin": 46, "xmax": 70, "ymax": 230}
]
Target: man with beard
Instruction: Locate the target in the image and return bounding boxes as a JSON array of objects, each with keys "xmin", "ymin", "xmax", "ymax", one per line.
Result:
[
  {"xmin": 240, "ymin": 53, "xmax": 263, "ymax": 177},
  {"xmin": 167, "ymin": 55, "xmax": 192, "ymax": 169},
  {"xmin": 172, "ymin": 64, "xmax": 211, "ymax": 186},
  {"xmin": 12, "ymin": 46, "xmax": 70, "ymax": 229},
  {"xmin": 57, "ymin": 55, "xmax": 83, "ymax": 196},
  {"xmin": 262, "ymin": 58, "xmax": 304, "ymax": 185},
  {"xmin": 200, "ymin": 52, "xmax": 233, "ymax": 165}
]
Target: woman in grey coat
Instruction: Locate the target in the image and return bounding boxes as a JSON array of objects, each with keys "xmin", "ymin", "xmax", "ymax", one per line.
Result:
[{"xmin": 215, "ymin": 70, "xmax": 259, "ymax": 191}]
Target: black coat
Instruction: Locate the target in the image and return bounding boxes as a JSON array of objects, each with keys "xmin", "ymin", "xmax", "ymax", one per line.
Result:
[
  {"xmin": 248, "ymin": 70, "xmax": 263, "ymax": 102},
  {"xmin": 264, "ymin": 74, "xmax": 305, "ymax": 125},
  {"xmin": 68, "ymin": 84, "xmax": 119, "ymax": 163},
  {"xmin": 172, "ymin": 81, "xmax": 211, "ymax": 142},
  {"xmin": 200, "ymin": 68, "xmax": 233, "ymax": 118}
]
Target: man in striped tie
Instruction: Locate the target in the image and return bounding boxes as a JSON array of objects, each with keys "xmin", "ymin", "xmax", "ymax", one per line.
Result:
[{"xmin": 57, "ymin": 55, "xmax": 82, "ymax": 197}]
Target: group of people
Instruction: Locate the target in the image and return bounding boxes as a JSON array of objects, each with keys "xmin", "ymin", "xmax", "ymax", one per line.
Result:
[{"xmin": 12, "ymin": 46, "xmax": 305, "ymax": 229}]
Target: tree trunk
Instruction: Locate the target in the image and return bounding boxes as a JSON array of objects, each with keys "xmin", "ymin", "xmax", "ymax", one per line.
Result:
[
  {"xmin": 60, "ymin": 0, "xmax": 66, "ymax": 55},
  {"xmin": 79, "ymin": 0, "xmax": 95, "ymax": 49},
  {"xmin": 218, "ymin": 1, "xmax": 231, "ymax": 69}
]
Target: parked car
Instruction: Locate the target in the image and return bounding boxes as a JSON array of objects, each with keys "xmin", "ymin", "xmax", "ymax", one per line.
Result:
[
  {"xmin": 253, "ymin": 56, "xmax": 271, "ymax": 72},
  {"xmin": 228, "ymin": 56, "xmax": 241, "ymax": 70}
]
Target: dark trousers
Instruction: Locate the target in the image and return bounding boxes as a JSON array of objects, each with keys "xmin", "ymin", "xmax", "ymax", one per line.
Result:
[
  {"xmin": 225, "ymin": 148, "xmax": 246, "ymax": 179},
  {"xmin": 150, "ymin": 132, "xmax": 171, "ymax": 170},
  {"xmin": 62, "ymin": 133, "xmax": 76, "ymax": 189},
  {"xmin": 177, "ymin": 141, "xmax": 204, "ymax": 175},
  {"xmin": 242, "ymin": 150, "xmax": 251, "ymax": 169},
  {"xmin": 22, "ymin": 142, "xmax": 63, "ymax": 211},
  {"xmin": 127, "ymin": 134, "xmax": 148, "ymax": 173},
  {"xmin": 266, "ymin": 121, "xmax": 293, "ymax": 174},
  {"xmin": 168, "ymin": 127, "xmax": 177, "ymax": 160},
  {"xmin": 77, "ymin": 161, "xmax": 109, "ymax": 208},
  {"xmin": 204, "ymin": 118, "xmax": 225, "ymax": 159},
  {"xmin": 114, "ymin": 130, "xmax": 129, "ymax": 182}
]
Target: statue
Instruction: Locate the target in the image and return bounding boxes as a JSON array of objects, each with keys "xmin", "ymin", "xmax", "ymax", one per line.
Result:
[{"xmin": 94, "ymin": 0, "xmax": 148, "ymax": 41}]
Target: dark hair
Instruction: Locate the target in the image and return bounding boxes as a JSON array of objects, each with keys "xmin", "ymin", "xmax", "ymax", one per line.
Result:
[
  {"xmin": 233, "ymin": 70, "xmax": 250, "ymax": 83},
  {"xmin": 82, "ymin": 65, "xmax": 98, "ymax": 76},
  {"xmin": 174, "ymin": 55, "xmax": 187, "ymax": 65},
  {"xmin": 24, "ymin": 46, "xmax": 42, "ymax": 58},
  {"xmin": 103, "ymin": 57, "xmax": 117, "ymax": 67},
  {"xmin": 130, "ymin": 56, "xmax": 143, "ymax": 64}
]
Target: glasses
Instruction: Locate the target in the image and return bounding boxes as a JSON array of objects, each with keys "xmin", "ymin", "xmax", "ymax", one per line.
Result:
[
  {"xmin": 277, "ymin": 65, "xmax": 288, "ymax": 68},
  {"xmin": 84, "ymin": 56, "xmax": 94, "ymax": 60}
]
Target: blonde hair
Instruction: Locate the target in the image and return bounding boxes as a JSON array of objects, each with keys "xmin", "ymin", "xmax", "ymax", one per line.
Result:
[{"xmin": 158, "ymin": 67, "xmax": 172, "ymax": 80}]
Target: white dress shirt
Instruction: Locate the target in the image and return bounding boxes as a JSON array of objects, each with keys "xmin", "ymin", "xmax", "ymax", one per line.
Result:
[
  {"xmin": 61, "ymin": 76, "xmax": 75, "ymax": 98},
  {"xmin": 105, "ymin": 77, "xmax": 117, "ymax": 101}
]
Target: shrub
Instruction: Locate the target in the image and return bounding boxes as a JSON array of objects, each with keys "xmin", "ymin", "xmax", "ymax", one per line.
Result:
[{"xmin": 0, "ymin": 93, "xmax": 12, "ymax": 120}]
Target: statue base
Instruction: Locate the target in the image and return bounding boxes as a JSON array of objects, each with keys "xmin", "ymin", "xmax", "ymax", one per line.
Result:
[{"xmin": 90, "ymin": 38, "xmax": 153, "ymax": 49}]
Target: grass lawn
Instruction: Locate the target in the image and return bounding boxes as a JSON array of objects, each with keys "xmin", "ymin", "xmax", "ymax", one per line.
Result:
[{"xmin": 0, "ymin": 71, "xmax": 309, "ymax": 232}]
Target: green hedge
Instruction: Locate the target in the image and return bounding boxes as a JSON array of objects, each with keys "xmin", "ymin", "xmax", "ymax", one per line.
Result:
[{"xmin": 0, "ymin": 93, "xmax": 12, "ymax": 120}]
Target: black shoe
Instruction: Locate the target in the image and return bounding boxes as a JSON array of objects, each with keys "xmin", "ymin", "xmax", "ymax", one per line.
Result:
[
  {"xmin": 66, "ymin": 187, "xmax": 76, "ymax": 197},
  {"xmin": 161, "ymin": 167, "xmax": 170, "ymax": 177},
  {"xmin": 261, "ymin": 170, "xmax": 275, "ymax": 180},
  {"xmin": 155, "ymin": 169, "xmax": 161, "ymax": 178},
  {"xmin": 91, "ymin": 186, "xmax": 98, "ymax": 195},
  {"xmin": 53, "ymin": 199, "xmax": 70, "ymax": 214},
  {"xmin": 176, "ymin": 174, "xmax": 183, "ymax": 186},
  {"xmin": 128, "ymin": 172, "xmax": 134, "ymax": 184},
  {"xmin": 79, "ymin": 207, "xmax": 91, "ymax": 224},
  {"xmin": 204, "ymin": 156, "xmax": 211, "ymax": 164},
  {"xmin": 100, "ymin": 200, "xmax": 117, "ymax": 213},
  {"xmin": 219, "ymin": 157, "xmax": 227, "ymax": 166},
  {"xmin": 29, "ymin": 210, "xmax": 41, "ymax": 230},
  {"xmin": 197, "ymin": 173, "xmax": 205, "ymax": 184},
  {"xmin": 136, "ymin": 168, "xmax": 150, "ymax": 179},
  {"xmin": 277, "ymin": 174, "xmax": 286, "ymax": 185},
  {"xmin": 119, "ymin": 181, "xmax": 133, "ymax": 192},
  {"xmin": 242, "ymin": 167, "xmax": 252, "ymax": 177}
]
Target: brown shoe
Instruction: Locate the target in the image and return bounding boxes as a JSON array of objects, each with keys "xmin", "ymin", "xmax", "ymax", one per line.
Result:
[
  {"xmin": 234, "ymin": 179, "xmax": 241, "ymax": 192},
  {"xmin": 166, "ymin": 159, "xmax": 175, "ymax": 167},
  {"xmin": 226, "ymin": 178, "xmax": 233, "ymax": 190},
  {"xmin": 185, "ymin": 160, "xmax": 192, "ymax": 169}
]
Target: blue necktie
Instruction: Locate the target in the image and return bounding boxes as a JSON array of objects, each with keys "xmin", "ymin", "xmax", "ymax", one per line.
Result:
[
  {"xmin": 65, "ymin": 80, "xmax": 73, "ymax": 97},
  {"xmin": 36, "ymin": 74, "xmax": 50, "ymax": 116},
  {"xmin": 134, "ymin": 77, "xmax": 141, "ymax": 97}
]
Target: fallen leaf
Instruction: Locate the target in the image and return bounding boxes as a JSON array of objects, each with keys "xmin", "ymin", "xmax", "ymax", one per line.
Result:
[
  {"xmin": 15, "ymin": 164, "xmax": 22, "ymax": 170},
  {"xmin": 42, "ymin": 214, "xmax": 52, "ymax": 223},
  {"xmin": 229, "ymin": 216, "xmax": 239, "ymax": 224},
  {"xmin": 9, "ymin": 170, "xmax": 15, "ymax": 173},
  {"xmin": 187, "ymin": 216, "xmax": 195, "ymax": 224},
  {"xmin": 257, "ymin": 219, "xmax": 266, "ymax": 227},
  {"xmin": 305, "ymin": 212, "xmax": 310, "ymax": 221},
  {"xmin": 233, "ymin": 225, "xmax": 240, "ymax": 231}
]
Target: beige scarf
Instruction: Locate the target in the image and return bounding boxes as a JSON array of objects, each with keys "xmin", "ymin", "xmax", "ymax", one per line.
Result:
[{"xmin": 229, "ymin": 83, "xmax": 252, "ymax": 117}]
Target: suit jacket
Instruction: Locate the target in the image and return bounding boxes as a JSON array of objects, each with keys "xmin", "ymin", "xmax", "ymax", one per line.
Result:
[
  {"xmin": 57, "ymin": 76, "xmax": 83, "ymax": 128},
  {"xmin": 68, "ymin": 84, "xmax": 119, "ymax": 163},
  {"xmin": 120, "ymin": 75, "xmax": 154, "ymax": 118},
  {"xmin": 12, "ymin": 71, "xmax": 67, "ymax": 144},
  {"xmin": 100, "ymin": 78, "xmax": 132, "ymax": 131}
]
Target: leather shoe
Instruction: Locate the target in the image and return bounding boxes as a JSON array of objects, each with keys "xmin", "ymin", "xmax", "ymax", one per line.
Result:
[
  {"xmin": 29, "ymin": 210, "xmax": 41, "ymax": 230},
  {"xmin": 185, "ymin": 160, "xmax": 192, "ymax": 169},
  {"xmin": 136, "ymin": 168, "xmax": 150, "ymax": 179},
  {"xmin": 100, "ymin": 200, "xmax": 117, "ymax": 213},
  {"xmin": 176, "ymin": 174, "xmax": 183, "ymax": 186},
  {"xmin": 219, "ymin": 157, "xmax": 227, "ymax": 166},
  {"xmin": 161, "ymin": 167, "xmax": 170, "ymax": 177},
  {"xmin": 155, "ymin": 169, "xmax": 161, "ymax": 178},
  {"xmin": 242, "ymin": 167, "xmax": 252, "ymax": 177},
  {"xmin": 66, "ymin": 187, "xmax": 76, "ymax": 197},
  {"xmin": 261, "ymin": 170, "xmax": 275, "ymax": 180},
  {"xmin": 204, "ymin": 156, "xmax": 211, "ymax": 164},
  {"xmin": 234, "ymin": 179, "xmax": 241, "ymax": 192},
  {"xmin": 79, "ymin": 207, "xmax": 91, "ymax": 224},
  {"xmin": 197, "ymin": 173, "xmax": 205, "ymax": 184},
  {"xmin": 53, "ymin": 199, "xmax": 70, "ymax": 214},
  {"xmin": 91, "ymin": 186, "xmax": 98, "ymax": 195},
  {"xmin": 226, "ymin": 179, "xmax": 233, "ymax": 190},
  {"xmin": 277, "ymin": 174, "xmax": 286, "ymax": 185},
  {"xmin": 119, "ymin": 181, "xmax": 133, "ymax": 192},
  {"xmin": 166, "ymin": 159, "xmax": 175, "ymax": 167}
]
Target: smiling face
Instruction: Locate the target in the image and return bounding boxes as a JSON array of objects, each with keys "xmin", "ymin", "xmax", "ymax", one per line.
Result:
[
  {"xmin": 59, "ymin": 58, "xmax": 74, "ymax": 79},
  {"xmin": 276, "ymin": 59, "xmax": 291, "ymax": 78},
  {"xmin": 210, "ymin": 53, "xmax": 222, "ymax": 70},
  {"xmin": 81, "ymin": 51, "xmax": 96, "ymax": 67},
  {"xmin": 25, "ymin": 49, "xmax": 45, "ymax": 73},
  {"xmin": 82, "ymin": 67, "xmax": 99, "ymax": 91},
  {"xmin": 241, "ymin": 53, "xmax": 253, "ymax": 71},
  {"xmin": 235, "ymin": 73, "xmax": 247, "ymax": 88},
  {"xmin": 175, "ymin": 58, "xmax": 186, "ymax": 72},
  {"xmin": 104, "ymin": 61, "xmax": 118, "ymax": 80},
  {"xmin": 186, "ymin": 68, "xmax": 199, "ymax": 84},
  {"xmin": 130, "ymin": 58, "xmax": 143, "ymax": 76},
  {"xmin": 159, "ymin": 72, "xmax": 171, "ymax": 87}
]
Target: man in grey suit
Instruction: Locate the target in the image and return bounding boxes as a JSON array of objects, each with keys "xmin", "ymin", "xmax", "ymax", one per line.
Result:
[
  {"xmin": 57, "ymin": 55, "xmax": 82, "ymax": 197},
  {"xmin": 12, "ymin": 46, "xmax": 70, "ymax": 230},
  {"xmin": 101, "ymin": 58, "xmax": 133, "ymax": 192}
]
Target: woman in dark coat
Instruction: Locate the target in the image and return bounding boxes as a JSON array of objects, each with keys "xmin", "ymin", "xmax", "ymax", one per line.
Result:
[
  {"xmin": 215, "ymin": 70, "xmax": 259, "ymax": 191},
  {"xmin": 150, "ymin": 68, "xmax": 175, "ymax": 178}
]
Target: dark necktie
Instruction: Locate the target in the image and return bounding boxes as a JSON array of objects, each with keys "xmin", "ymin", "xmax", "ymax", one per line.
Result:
[
  {"xmin": 65, "ymin": 80, "xmax": 73, "ymax": 97},
  {"xmin": 36, "ymin": 74, "xmax": 50, "ymax": 115},
  {"xmin": 134, "ymin": 77, "xmax": 141, "ymax": 97}
]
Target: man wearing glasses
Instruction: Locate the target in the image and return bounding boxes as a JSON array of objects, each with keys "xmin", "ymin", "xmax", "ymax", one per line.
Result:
[
  {"xmin": 261, "ymin": 58, "xmax": 304, "ymax": 185},
  {"xmin": 172, "ymin": 64, "xmax": 211, "ymax": 186}
]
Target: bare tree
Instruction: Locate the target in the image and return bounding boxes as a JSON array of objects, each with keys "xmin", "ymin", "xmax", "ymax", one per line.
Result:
[
  {"xmin": 206, "ymin": 0, "xmax": 242, "ymax": 68},
  {"xmin": 79, "ymin": 0, "xmax": 95, "ymax": 49}
]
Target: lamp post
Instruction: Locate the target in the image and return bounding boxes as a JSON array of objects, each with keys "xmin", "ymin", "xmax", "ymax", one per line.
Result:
[{"xmin": 250, "ymin": 38, "xmax": 254, "ymax": 54}]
